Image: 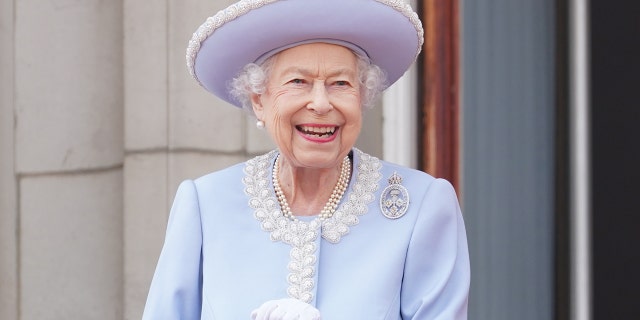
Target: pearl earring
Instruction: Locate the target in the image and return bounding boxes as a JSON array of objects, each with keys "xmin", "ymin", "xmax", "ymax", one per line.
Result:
[{"xmin": 256, "ymin": 120, "xmax": 265, "ymax": 129}]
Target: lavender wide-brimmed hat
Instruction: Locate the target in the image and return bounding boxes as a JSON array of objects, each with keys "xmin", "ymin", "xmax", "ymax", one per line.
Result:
[{"xmin": 186, "ymin": 0, "xmax": 424, "ymax": 108}]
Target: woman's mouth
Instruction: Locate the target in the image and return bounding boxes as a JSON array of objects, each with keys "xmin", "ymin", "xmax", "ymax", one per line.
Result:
[{"xmin": 296, "ymin": 125, "xmax": 338, "ymax": 140}]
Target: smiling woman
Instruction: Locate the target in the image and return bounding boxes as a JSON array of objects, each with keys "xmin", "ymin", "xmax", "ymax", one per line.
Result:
[
  {"xmin": 252, "ymin": 43, "xmax": 362, "ymax": 172},
  {"xmin": 251, "ymin": 43, "xmax": 363, "ymax": 215},
  {"xmin": 143, "ymin": 1, "xmax": 470, "ymax": 319}
]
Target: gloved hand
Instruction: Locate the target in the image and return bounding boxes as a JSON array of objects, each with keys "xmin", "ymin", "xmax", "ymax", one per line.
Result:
[{"xmin": 250, "ymin": 298, "xmax": 321, "ymax": 320}]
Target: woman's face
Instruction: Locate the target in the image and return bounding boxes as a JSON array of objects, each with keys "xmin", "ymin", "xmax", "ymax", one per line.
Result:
[{"xmin": 252, "ymin": 43, "xmax": 362, "ymax": 169}]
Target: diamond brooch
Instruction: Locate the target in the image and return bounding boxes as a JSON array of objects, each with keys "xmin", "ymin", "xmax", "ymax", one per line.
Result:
[{"xmin": 380, "ymin": 172, "xmax": 409, "ymax": 219}]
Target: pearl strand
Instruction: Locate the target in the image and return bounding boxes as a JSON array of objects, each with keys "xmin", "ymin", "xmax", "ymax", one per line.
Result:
[{"xmin": 272, "ymin": 155, "xmax": 351, "ymax": 221}]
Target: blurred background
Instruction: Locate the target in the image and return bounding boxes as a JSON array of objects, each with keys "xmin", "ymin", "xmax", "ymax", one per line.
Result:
[{"xmin": 1, "ymin": 0, "xmax": 638, "ymax": 319}]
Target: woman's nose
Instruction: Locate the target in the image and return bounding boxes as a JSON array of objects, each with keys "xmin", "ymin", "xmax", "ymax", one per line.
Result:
[{"xmin": 307, "ymin": 81, "xmax": 332, "ymax": 114}]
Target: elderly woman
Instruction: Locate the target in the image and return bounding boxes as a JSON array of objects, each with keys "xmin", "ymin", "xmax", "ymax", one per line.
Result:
[{"xmin": 143, "ymin": 0, "xmax": 470, "ymax": 319}]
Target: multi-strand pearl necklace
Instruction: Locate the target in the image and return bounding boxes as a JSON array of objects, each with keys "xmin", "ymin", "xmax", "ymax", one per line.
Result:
[{"xmin": 272, "ymin": 154, "xmax": 351, "ymax": 221}]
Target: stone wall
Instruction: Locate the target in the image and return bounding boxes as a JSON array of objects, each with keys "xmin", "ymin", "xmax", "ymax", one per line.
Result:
[{"xmin": 4, "ymin": 0, "xmax": 125, "ymax": 319}]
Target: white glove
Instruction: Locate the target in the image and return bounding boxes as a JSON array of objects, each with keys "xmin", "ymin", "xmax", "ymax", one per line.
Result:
[{"xmin": 251, "ymin": 298, "xmax": 321, "ymax": 320}]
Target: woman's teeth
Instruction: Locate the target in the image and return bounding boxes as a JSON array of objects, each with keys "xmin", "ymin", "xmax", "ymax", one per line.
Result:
[{"xmin": 297, "ymin": 125, "xmax": 336, "ymax": 138}]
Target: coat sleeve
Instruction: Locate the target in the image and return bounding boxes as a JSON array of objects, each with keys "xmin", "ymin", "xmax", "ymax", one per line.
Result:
[
  {"xmin": 142, "ymin": 180, "xmax": 203, "ymax": 320},
  {"xmin": 400, "ymin": 178, "xmax": 470, "ymax": 320}
]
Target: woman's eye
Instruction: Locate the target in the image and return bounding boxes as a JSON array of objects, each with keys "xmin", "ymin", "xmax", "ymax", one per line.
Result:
[
  {"xmin": 335, "ymin": 80, "xmax": 350, "ymax": 86},
  {"xmin": 288, "ymin": 79, "xmax": 305, "ymax": 84}
]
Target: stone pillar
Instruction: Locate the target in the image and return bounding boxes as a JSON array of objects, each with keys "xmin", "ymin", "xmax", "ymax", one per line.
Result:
[
  {"xmin": 0, "ymin": 0, "xmax": 18, "ymax": 318},
  {"xmin": 122, "ymin": 0, "xmax": 170, "ymax": 318},
  {"xmin": 14, "ymin": 0, "xmax": 124, "ymax": 319},
  {"xmin": 123, "ymin": 0, "xmax": 260, "ymax": 318}
]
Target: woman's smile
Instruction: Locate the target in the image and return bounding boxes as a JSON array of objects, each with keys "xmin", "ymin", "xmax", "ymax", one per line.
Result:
[{"xmin": 296, "ymin": 124, "xmax": 340, "ymax": 142}]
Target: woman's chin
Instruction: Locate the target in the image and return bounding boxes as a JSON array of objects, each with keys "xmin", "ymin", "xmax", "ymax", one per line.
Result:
[{"xmin": 285, "ymin": 149, "xmax": 348, "ymax": 170}]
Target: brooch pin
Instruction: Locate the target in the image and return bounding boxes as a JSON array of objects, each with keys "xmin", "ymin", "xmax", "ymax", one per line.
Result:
[{"xmin": 380, "ymin": 172, "xmax": 409, "ymax": 219}]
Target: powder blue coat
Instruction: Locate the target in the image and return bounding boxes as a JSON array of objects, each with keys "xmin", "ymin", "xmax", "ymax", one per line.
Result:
[{"xmin": 142, "ymin": 149, "xmax": 470, "ymax": 319}]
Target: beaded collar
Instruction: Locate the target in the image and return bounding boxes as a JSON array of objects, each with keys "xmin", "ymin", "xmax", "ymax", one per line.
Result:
[{"xmin": 242, "ymin": 148, "xmax": 382, "ymax": 302}]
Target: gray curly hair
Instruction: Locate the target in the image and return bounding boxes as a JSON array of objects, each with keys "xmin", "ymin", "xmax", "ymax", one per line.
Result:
[{"xmin": 229, "ymin": 52, "xmax": 388, "ymax": 115}]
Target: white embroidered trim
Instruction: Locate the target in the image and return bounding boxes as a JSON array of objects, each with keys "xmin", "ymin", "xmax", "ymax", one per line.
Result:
[
  {"xmin": 243, "ymin": 149, "xmax": 382, "ymax": 303},
  {"xmin": 185, "ymin": 0, "xmax": 424, "ymax": 86}
]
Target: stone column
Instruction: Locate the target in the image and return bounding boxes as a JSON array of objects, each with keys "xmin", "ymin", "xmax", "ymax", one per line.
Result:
[
  {"xmin": 123, "ymin": 0, "xmax": 170, "ymax": 318},
  {"xmin": 14, "ymin": 0, "xmax": 124, "ymax": 319},
  {"xmin": 0, "ymin": 0, "xmax": 18, "ymax": 318},
  {"xmin": 123, "ymin": 0, "xmax": 259, "ymax": 318}
]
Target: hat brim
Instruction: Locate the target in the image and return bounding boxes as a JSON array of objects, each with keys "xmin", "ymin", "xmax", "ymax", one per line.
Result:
[{"xmin": 188, "ymin": 0, "xmax": 423, "ymax": 107}]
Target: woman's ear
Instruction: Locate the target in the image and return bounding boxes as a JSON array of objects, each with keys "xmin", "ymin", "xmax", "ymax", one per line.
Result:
[{"xmin": 251, "ymin": 93, "xmax": 264, "ymax": 119}]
